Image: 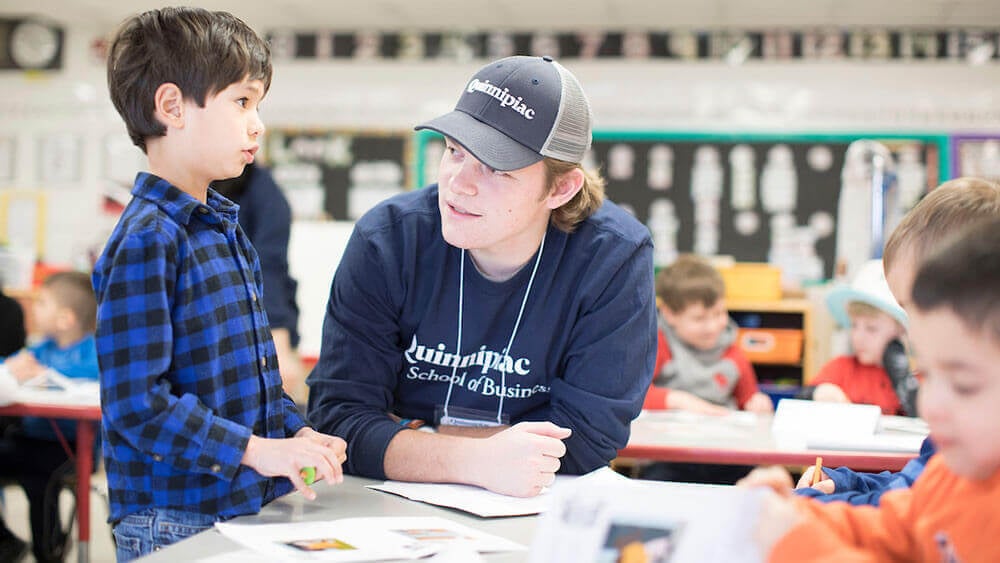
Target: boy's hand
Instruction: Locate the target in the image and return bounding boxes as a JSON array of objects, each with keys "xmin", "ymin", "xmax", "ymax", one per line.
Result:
[
  {"xmin": 737, "ymin": 465, "xmax": 795, "ymax": 495},
  {"xmin": 4, "ymin": 351, "xmax": 44, "ymax": 383},
  {"xmin": 667, "ymin": 390, "xmax": 731, "ymax": 416},
  {"xmin": 743, "ymin": 392, "xmax": 774, "ymax": 414},
  {"xmin": 796, "ymin": 466, "xmax": 836, "ymax": 494},
  {"xmin": 463, "ymin": 421, "xmax": 571, "ymax": 498},
  {"xmin": 241, "ymin": 431, "xmax": 347, "ymax": 500},
  {"xmin": 738, "ymin": 466, "xmax": 805, "ymax": 557},
  {"xmin": 754, "ymin": 490, "xmax": 805, "ymax": 558}
]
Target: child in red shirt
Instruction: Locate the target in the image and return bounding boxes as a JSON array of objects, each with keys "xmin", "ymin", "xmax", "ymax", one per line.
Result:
[
  {"xmin": 644, "ymin": 254, "xmax": 773, "ymax": 416},
  {"xmin": 809, "ymin": 259, "xmax": 907, "ymax": 415}
]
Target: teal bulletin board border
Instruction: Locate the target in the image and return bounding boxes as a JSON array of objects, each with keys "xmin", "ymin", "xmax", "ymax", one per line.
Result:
[{"xmin": 413, "ymin": 129, "xmax": 952, "ymax": 188}]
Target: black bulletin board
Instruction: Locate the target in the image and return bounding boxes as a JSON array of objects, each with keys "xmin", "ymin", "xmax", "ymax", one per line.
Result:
[
  {"xmin": 263, "ymin": 129, "xmax": 412, "ymax": 221},
  {"xmin": 590, "ymin": 132, "xmax": 947, "ymax": 279},
  {"xmin": 414, "ymin": 130, "xmax": 949, "ymax": 281}
]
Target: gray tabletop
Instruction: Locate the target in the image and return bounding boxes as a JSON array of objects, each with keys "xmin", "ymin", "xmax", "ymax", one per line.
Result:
[{"xmin": 136, "ymin": 475, "xmax": 536, "ymax": 562}]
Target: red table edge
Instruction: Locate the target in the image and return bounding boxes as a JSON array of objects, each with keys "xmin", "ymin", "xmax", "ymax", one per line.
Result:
[
  {"xmin": 617, "ymin": 445, "xmax": 913, "ymax": 472},
  {"xmin": 0, "ymin": 402, "xmax": 100, "ymax": 561}
]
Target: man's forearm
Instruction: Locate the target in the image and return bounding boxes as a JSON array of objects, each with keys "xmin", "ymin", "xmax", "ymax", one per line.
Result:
[{"xmin": 383, "ymin": 429, "xmax": 482, "ymax": 486}]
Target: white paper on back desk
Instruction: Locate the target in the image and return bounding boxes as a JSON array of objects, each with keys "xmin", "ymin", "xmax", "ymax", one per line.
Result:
[
  {"xmin": 771, "ymin": 399, "xmax": 925, "ymax": 452},
  {"xmin": 214, "ymin": 516, "xmax": 524, "ymax": 562},
  {"xmin": 529, "ymin": 468, "xmax": 766, "ymax": 563}
]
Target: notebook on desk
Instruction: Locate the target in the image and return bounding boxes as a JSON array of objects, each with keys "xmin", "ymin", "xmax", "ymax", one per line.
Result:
[{"xmin": 771, "ymin": 399, "xmax": 926, "ymax": 453}]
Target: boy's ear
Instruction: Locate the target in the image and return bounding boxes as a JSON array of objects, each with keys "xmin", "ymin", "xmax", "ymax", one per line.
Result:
[
  {"xmin": 544, "ymin": 167, "xmax": 585, "ymax": 210},
  {"xmin": 153, "ymin": 82, "xmax": 185, "ymax": 128},
  {"xmin": 660, "ymin": 304, "xmax": 679, "ymax": 326},
  {"xmin": 54, "ymin": 307, "xmax": 77, "ymax": 333}
]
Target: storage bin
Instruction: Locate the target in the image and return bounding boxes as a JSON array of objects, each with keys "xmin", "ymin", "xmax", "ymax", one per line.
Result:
[
  {"xmin": 718, "ymin": 263, "xmax": 782, "ymax": 302},
  {"xmin": 737, "ymin": 328, "xmax": 803, "ymax": 364}
]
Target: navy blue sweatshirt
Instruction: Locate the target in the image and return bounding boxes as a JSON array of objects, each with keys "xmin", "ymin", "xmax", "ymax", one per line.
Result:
[{"xmin": 307, "ymin": 186, "xmax": 656, "ymax": 479}]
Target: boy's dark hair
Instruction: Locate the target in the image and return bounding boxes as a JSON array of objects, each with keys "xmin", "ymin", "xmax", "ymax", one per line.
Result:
[
  {"xmin": 911, "ymin": 217, "xmax": 1000, "ymax": 341},
  {"xmin": 655, "ymin": 254, "xmax": 725, "ymax": 312},
  {"xmin": 43, "ymin": 271, "xmax": 97, "ymax": 333},
  {"xmin": 106, "ymin": 7, "xmax": 271, "ymax": 152}
]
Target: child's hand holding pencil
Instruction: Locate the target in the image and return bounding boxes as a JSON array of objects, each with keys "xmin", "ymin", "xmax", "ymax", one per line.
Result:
[{"xmin": 796, "ymin": 456, "xmax": 836, "ymax": 493}]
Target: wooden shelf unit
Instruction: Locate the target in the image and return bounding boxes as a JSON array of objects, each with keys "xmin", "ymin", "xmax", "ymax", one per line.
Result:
[{"xmin": 728, "ymin": 298, "xmax": 823, "ymax": 386}]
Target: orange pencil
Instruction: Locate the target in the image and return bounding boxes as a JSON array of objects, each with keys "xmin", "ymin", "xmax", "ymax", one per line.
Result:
[{"xmin": 810, "ymin": 456, "xmax": 824, "ymax": 487}]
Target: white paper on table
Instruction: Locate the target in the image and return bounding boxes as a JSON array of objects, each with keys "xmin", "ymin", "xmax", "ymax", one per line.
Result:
[
  {"xmin": 636, "ymin": 409, "xmax": 758, "ymax": 426},
  {"xmin": 13, "ymin": 368, "xmax": 100, "ymax": 406},
  {"xmin": 367, "ymin": 475, "xmax": 574, "ymax": 517},
  {"xmin": 195, "ymin": 548, "xmax": 277, "ymax": 563},
  {"xmin": 529, "ymin": 474, "xmax": 766, "ymax": 563},
  {"xmin": 771, "ymin": 399, "xmax": 881, "ymax": 449},
  {"xmin": 878, "ymin": 415, "xmax": 930, "ymax": 435},
  {"xmin": 367, "ymin": 469, "xmax": 626, "ymax": 518},
  {"xmin": 215, "ymin": 516, "xmax": 524, "ymax": 562},
  {"xmin": 806, "ymin": 433, "xmax": 926, "ymax": 453}
]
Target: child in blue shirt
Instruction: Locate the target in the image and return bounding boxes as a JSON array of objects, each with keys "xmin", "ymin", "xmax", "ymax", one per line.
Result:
[
  {"xmin": 0, "ymin": 271, "xmax": 99, "ymax": 563},
  {"xmin": 95, "ymin": 7, "xmax": 345, "ymax": 560}
]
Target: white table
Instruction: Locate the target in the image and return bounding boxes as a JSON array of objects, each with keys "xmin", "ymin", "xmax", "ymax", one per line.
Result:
[{"xmin": 136, "ymin": 475, "xmax": 536, "ymax": 562}]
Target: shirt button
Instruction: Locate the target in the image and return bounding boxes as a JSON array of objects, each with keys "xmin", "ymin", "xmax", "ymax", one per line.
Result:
[
  {"xmin": 210, "ymin": 464, "xmax": 222, "ymax": 473},
  {"xmin": 251, "ymin": 291, "xmax": 258, "ymax": 303},
  {"xmin": 198, "ymin": 207, "xmax": 209, "ymax": 214},
  {"xmin": 153, "ymin": 454, "xmax": 162, "ymax": 462},
  {"xmin": 261, "ymin": 357, "xmax": 267, "ymax": 368}
]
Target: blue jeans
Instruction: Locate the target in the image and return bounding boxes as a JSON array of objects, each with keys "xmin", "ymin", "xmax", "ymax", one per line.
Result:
[{"xmin": 112, "ymin": 508, "xmax": 221, "ymax": 562}]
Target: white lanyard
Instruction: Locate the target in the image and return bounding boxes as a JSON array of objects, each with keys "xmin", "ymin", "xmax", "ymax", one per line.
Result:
[{"xmin": 442, "ymin": 231, "xmax": 547, "ymax": 424}]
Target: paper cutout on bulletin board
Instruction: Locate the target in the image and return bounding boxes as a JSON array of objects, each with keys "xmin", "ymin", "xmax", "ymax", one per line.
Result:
[
  {"xmin": 263, "ymin": 129, "xmax": 411, "ymax": 221},
  {"xmin": 952, "ymin": 135, "xmax": 1000, "ymax": 182},
  {"xmin": 0, "ymin": 190, "xmax": 46, "ymax": 254},
  {"xmin": 0, "ymin": 136, "xmax": 14, "ymax": 182},
  {"xmin": 587, "ymin": 133, "xmax": 946, "ymax": 282},
  {"xmin": 38, "ymin": 133, "xmax": 82, "ymax": 184},
  {"xmin": 415, "ymin": 130, "xmax": 948, "ymax": 284}
]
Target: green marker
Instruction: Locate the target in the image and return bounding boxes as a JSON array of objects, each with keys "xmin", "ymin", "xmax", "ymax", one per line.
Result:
[{"xmin": 300, "ymin": 466, "xmax": 316, "ymax": 486}]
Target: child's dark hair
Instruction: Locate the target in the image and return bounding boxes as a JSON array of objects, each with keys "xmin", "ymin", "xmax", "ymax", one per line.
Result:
[
  {"xmin": 911, "ymin": 217, "xmax": 1000, "ymax": 341},
  {"xmin": 655, "ymin": 254, "xmax": 725, "ymax": 312},
  {"xmin": 43, "ymin": 271, "xmax": 97, "ymax": 333},
  {"xmin": 106, "ymin": 7, "xmax": 271, "ymax": 152}
]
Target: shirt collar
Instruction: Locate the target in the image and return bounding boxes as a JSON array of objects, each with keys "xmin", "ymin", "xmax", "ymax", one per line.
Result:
[{"xmin": 131, "ymin": 172, "xmax": 240, "ymax": 226}]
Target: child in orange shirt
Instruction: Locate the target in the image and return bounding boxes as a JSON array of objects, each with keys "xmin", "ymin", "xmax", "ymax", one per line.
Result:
[
  {"xmin": 807, "ymin": 259, "xmax": 908, "ymax": 415},
  {"xmin": 745, "ymin": 217, "xmax": 1000, "ymax": 562}
]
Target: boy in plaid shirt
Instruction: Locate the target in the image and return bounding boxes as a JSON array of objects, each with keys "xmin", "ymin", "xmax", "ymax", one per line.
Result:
[{"xmin": 94, "ymin": 7, "xmax": 345, "ymax": 560}]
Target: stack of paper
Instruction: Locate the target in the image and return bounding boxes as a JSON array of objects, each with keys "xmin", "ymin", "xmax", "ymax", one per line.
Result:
[
  {"xmin": 215, "ymin": 516, "xmax": 524, "ymax": 562},
  {"xmin": 771, "ymin": 399, "xmax": 926, "ymax": 453}
]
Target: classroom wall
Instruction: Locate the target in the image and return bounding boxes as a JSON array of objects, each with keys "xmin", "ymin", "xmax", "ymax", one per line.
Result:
[{"xmin": 2, "ymin": 22, "xmax": 1000, "ymax": 352}]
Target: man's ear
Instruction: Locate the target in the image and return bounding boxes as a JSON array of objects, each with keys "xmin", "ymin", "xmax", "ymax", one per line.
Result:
[
  {"xmin": 153, "ymin": 83, "xmax": 185, "ymax": 129},
  {"xmin": 544, "ymin": 167, "xmax": 585, "ymax": 210}
]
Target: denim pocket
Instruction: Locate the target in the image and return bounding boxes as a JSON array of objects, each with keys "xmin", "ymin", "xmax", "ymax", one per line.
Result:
[
  {"xmin": 113, "ymin": 511, "xmax": 153, "ymax": 562},
  {"xmin": 153, "ymin": 510, "xmax": 215, "ymax": 549}
]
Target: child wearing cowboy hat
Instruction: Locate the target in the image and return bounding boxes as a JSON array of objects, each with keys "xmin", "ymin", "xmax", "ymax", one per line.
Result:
[{"xmin": 807, "ymin": 259, "xmax": 908, "ymax": 415}]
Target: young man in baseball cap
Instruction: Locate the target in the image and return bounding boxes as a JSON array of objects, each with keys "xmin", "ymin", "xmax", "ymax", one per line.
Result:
[{"xmin": 308, "ymin": 56, "xmax": 656, "ymax": 497}]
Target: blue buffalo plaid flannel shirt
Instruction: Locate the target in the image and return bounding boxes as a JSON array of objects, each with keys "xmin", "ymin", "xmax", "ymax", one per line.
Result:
[{"xmin": 93, "ymin": 173, "xmax": 307, "ymax": 523}]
